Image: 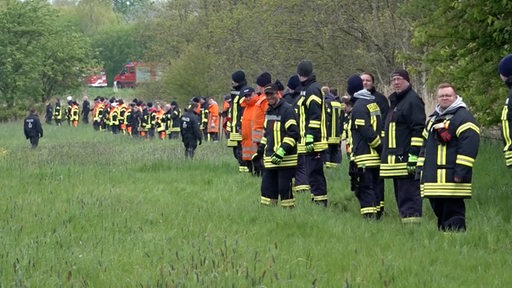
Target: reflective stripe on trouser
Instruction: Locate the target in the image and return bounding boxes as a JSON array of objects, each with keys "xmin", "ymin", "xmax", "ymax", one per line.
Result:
[
  {"xmin": 393, "ymin": 177, "xmax": 422, "ymax": 221},
  {"xmin": 261, "ymin": 167, "xmax": 296, "ymax": 207},
  {"xmin": 293, "ymin": 154, "xmax": 310, "ymax": 192},
  {"xmin": 306, "ymin": 152, "xmax": 327, "ymax": 202},
  {"xmin": 355, "ymin": 167, "xmax": 379, "ymax": 216}
]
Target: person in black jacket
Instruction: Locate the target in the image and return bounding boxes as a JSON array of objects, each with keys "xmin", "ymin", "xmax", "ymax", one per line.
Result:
[
  {"xmin": 297, "ymin": 60, "xmax": 329, "ymax": 206},
  {"xmin": 82, "ymin": 96, "xmax": 91, "ymax": 124},
  {"xmin": 380, "ymin": 69, "xmax": 425, "ymax": 223},
  {"xmin": 498, "ymin": 54, "xmax": 512, "ymax": 167},
  {"xmin": 181, "ymin": 103, "xmax": 202, "ymax": 159},
  {"xmin": 24, "ymin": 108, "xmax": 43, "ymax": 148},
  {"xmin": 418, "ymin": 83, "xmax": 480, "ymax": 232},
  {"xmin": 45, "ymin": 101, "xmax": 53, "ymax": 124},
  {"xmin": 347, "ymin": 75, "xmax": 383, "ymax": 219},
  {"xmin": 255, "ymin": 83, "xmax": 300, "ymax": 207},
  {"xmin": 361, "ymin": 72, "xmax": 389, "ymax": 217},
  {"xmin": 282, "ymin": 74, "xmax": 310, "ymax": 194}
]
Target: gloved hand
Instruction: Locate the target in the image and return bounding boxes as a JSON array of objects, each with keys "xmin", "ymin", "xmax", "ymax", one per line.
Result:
[
  {"xmin": 198, "ymin": 139, "xmax": 202, "ymax": 145},
  {"xmin": 305, "ymin": 134, "xmax": 314, "ymax": 153},
  {"xmin": 270, "ymin": 147, "xmax": 285, "ymax": 165},
  {"xmin": 252, "ymin": 144, "xmax": 265, "ymax": 161},
  {"xmin": 407, "ymin": 154, "xmax": 418, "ymax": 175},
  {"xmin": 435, "ymin": 127, "xmax": 452, "ymax": 144}
]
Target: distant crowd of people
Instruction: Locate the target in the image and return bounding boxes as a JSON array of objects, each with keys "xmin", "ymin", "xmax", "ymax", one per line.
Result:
[{"xmin": 23, "ymin": 54, "xmax": 512, "ymax": 232}]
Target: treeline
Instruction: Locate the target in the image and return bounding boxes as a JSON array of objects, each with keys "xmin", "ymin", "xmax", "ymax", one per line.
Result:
[{"xmin": 1, "ymin": 0, "xmax": 511, "ymax": 125}]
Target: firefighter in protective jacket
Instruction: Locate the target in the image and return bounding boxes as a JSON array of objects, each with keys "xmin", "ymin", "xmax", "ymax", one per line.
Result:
[
  {"xmin": 418, "ymin": 83, "xmax": 480, "ymax": 232},
  {"xmin": 498, "ymin": 54, "xmax": 512, "ymax": 167},
  {"xmin": 380, "ymin": 69, "xmax": 425, "ymax": 223},
  {"xmin": 347, "ymin": 75, "xmax": 383, "ymax": 219},
  {"xmin": 255, "ymin": 84, "xmax": 299, "ymax": 208}
]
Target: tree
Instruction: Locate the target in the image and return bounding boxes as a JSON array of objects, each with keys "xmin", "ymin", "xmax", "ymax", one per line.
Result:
[
  {"xmin": 406, "ymin": 0, "xmax": 512, "ymax": 125},
  {"xmin": 0, "ymin": 0, "xmax": 98, "ymax": 107},
  {"xmin": 0, "ymin": 0, "xmax": 53, "ymax": 107}
]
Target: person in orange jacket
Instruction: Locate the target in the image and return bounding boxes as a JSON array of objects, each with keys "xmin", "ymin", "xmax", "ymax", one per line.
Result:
[
  {"xmin": 207, "ymin": 97, "xmax": 220, "ymax": 141},
  {"xmin": 252, "ymin": 72, "xmax": 272, "ymax": 175},
  {"xmin": 240, "ymin": 87, "xmax": 260, "ymax": 174}
]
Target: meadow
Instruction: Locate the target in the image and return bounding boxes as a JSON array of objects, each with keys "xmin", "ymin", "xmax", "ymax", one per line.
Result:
[{"xmin": 0, "ymin": 121, "xmax": 511, "ymax": 287}]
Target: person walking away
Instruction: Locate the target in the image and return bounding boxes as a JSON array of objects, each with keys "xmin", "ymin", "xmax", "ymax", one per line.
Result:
[
  {"xmin": 24, "ymin": 108, "xmax": 43, "ymax": 149},
  {"xmin": 418, "ymin": 83, "xmax": 480, "ymax": 232},
  {"xmin": 498, "ymin": 54, "xmax": 512, "ymax": 167},
  {"xmin": 181, "ymin": 103, "xmax": 202, "ymax": 159},
  {"xmin": 297, "ymin": 60, "xmax": 328, "ymax": 206},
  {"xmin": 255, "ymin": 84, "xmax": 300, "ymax": 207},
  {"xmin": 346, "ymin": 75, "xmax": 383, "ymax": 219},
  {"xmin": 380, "ymin": 69, "xmax": 425, "ymax": 223}
]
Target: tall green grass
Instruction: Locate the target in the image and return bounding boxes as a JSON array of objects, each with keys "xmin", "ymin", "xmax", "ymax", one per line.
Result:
[{"xmin": 1, "ymin": 122, "xmax": 511, "ymax": 287}]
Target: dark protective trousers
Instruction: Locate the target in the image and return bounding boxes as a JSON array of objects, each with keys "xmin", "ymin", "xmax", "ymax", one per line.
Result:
[
  {"xmin": 393, "ymin": 177, "xmax": 422, "ymax": 219},
  {"xmin": 294, "ymin": 154, "xmax": 309, "ymax": 191},
  {"xmin": 323, "ymin": 143, "xmax": 342, "ymax": 165},
  {"xmin": 182, "ymin": 135, "xmax": 198, "ymax": 159},
  {"xmin": 356, "ymin": 167, "xmax": 379, "ymax": 217},
  {"xmin": 261, "ymin": 167, "xmax": 296, "ymax": 202},
  {"xmin": 29, "ymin": 136, "xmax": 40, "ymax": 148},
  {"xmin": 429, "ymin": 198, "xmax": 466, "ymax": 231},
  {"xmin": 306, "ymin": 152, "xmax": 327, "ymax": 204}
]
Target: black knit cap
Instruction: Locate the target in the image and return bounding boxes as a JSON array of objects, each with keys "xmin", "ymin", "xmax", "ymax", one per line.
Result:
[
  {"xmin": 391, "ymin": 69, "xmax": 410, "ymax": 82},
  {"xmin": 287, "ymin": 74, "xmax": 301, "ymax": 90},
  {"xmin": 499, "ymin": 54, "xmax": 512, "ymax": 78},
  {"xmin": 346, "ymin": 74, "xmax": 364, "ymax": 97},
  {"xmin": 256, "ymin": 72, "xmax": 272, "ymax": 87},
  {"xmin": 232, "ymin": 70, "xmax": 246, "ymax": 84},
  {"xmin": 297, "ymin": 60, "xmax": 313, "ymax": 77}
]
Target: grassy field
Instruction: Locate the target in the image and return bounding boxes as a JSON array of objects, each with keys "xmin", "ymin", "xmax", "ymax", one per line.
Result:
[{"xmin": 0, "ymin": 121, "xmax": 511, "ymax": 287}]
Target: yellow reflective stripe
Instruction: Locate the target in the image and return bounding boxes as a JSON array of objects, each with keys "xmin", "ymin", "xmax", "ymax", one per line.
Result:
[
  {"xmin": 456, "ymin": 122, "xmax": 480, "ymax": 137},
  {"xmin": 282, "ymin": 137, "xmax": 296, "ymax": 147},
  {"xmin": 354, "ymin": 119, "xmax": 365, "ymax": 126},
  {"xmin": 411, "ymin": 136, "xmax": 423, "ymax": 147},
  {"xmin": 388, "ymin": 122, "xmax": 396, "ymax": 148},
  {"xmin": 456, "ymin": 154, "xmax": 475, "ymax": 167},
  {"xmin": 501, "ymin": 106, "xmax": 512, "ymax": 148},
  {"xmin": 285, "ymin": 119, "xmax": 297, "ymax": 129},
  {"xmin": 423, "ymin": 182, "xmax": 472, "ymax": 197},
  {"xmin": 422, "ymin": 128, "xmax": 428, "ymax": 139},
  {"xmin": 369, "ymin": 136, "xmax": 381, "ymax": 148},
  {"xmin": 437, "ymin": 168, "xmax": 446, "ymax": 183},
  {"xmin": 306, "ymin": 95, "xmax": 322, "ymax": 106},
  {"xmin": 437, "ymin": 144, "xmax": 446, "ymax": 166},
  {"xmin": 505, "ymin": 151, "xmax": 512, "ymax": 166},
  {"xmin": 417, "ymin": 157, "xmax": 425, "ymax": 167},
  {"xmin": 281, "ymin": 198, "xmax": 295, "ymax": 207},
  {"xmin": 273, "ymin": 122, "xmax": 281, "ymax": 152},
  {"xmin": 309, "ymin": 120, "xmax": 321, "ymax": 128},
  {"xmin": 260, "ymin": 197, "xmax": 278, "ymax": 205},
  {"xmin": 361, "ymin": 207, "xmax": 377, "ymax": 214},
  {"xmin": 261, "ymin": 137, "xmax": 267, "ymax": 145}
]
